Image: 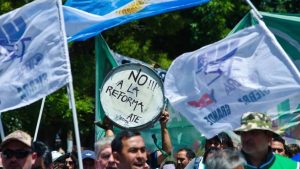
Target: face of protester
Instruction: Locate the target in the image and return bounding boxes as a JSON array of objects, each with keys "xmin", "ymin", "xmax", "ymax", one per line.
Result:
[
  {"xmin": 65, "ymin": 157, "xmax": 74, "ymax": 169},
  {"xmin": 271, "ymin": 141, "xmax": 286, "ymax": 156},
  {"xmin": 32, "ymin": 157, "xmax": 46, "ymax": 169},
  {"xmin": 95, "ymin": 145, "xmax": 117, "ymax": 169},
  {"xmin": 114, "ymin": 135, "xmax": 147, "ymax": 169},
  {"xmin": 83, "ymin": 158, "xmax": 94, "ymax": 169},
  {"xmin": 176, "ymin": 150, "xmax": 190, "ymax": 169},
  {"xmin": 1, "ymin": 141, "xmax": 37, "ymax": 169},
  {"xmin": 205, "ymin": 138, "xmax": 221, "ymax": 150},
  {"xmin": 240, "ymin": 130, "xmax": 271, "ymax": 156}
]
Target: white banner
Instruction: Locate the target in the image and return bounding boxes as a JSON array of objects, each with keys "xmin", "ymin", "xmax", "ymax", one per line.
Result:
[
  {"xmin": 164, "ymin": 21, "xmax": 300, "ymax": 138},
  {"xmin": 0, "ymin": 0, "xmax": 71, "ymax": 112}
]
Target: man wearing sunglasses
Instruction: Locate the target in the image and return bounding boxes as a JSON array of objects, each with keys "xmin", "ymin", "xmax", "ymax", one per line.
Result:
[
  {"xmin": 235, "ymin": 112, "xmax": 300, "ymax": 169},
  {"xmin": 0, "ymin": 130, "xmax": 37, "ymax": 169}
]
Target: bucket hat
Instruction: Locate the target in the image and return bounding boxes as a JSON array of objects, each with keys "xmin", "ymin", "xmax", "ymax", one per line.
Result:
[{"xmin": 235, "ymin": 112, "xmax": 279, "ymax": 136}]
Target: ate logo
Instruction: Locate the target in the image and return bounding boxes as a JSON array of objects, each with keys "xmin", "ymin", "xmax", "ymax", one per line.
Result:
[
  {"xmin": 0, "ymin": 16, "xmax": 31, "ymax": 63},
  {"xmin": 187, "ymin": 90, "xmax": 215, "ymax": 109}
]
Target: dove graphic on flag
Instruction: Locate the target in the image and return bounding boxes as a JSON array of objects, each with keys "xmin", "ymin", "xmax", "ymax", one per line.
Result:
[{"xmin": 0, "ymin": 0, "xmax": 71, "ymax": 113}]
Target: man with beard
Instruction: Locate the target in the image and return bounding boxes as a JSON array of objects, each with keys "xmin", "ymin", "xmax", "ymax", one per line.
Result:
[
  {"xmin": 235, "ymin": 112, "xmax": 300, "ymax": 169},
  {"xmin": 184, "ymin": 132, "xmax": 234, "ymax": 169},
  {"xmin": 0, "ymin": 130, "xmax": 37, "ymax": 169},
  {"xmin": 112, "ymin": 130, "xmax": 147, "ymax": 169}
]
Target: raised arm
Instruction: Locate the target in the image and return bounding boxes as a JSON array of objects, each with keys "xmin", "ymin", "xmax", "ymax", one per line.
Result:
[
  {"xmin": 157, "ymin": 110, "xmax": 173, "ymax": 164},
  {"xmin": 95, "ymin": 116, "xmax": 114, "ymax": 137}
]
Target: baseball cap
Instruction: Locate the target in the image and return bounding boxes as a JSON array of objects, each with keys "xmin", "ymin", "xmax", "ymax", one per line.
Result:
[
  {"xmin": 0, "ymin": 130, "xmax": 32, "ymax": 149},
  {"xmin": 82, "ymin": 150, "xmax": 95, "ymax": 160}
]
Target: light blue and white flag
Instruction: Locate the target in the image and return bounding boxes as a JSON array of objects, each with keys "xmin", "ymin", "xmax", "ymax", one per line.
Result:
[
  {"xmin": 164, "ymin": 21, "xmax": 300, "ymax": 138},
  {"xmin": 63, "ymin": 0, "xmax": 211, "ymax": 41},
  {"xmin": 0, "ymin": 0, "xmax": 71, "ymax": 113}
]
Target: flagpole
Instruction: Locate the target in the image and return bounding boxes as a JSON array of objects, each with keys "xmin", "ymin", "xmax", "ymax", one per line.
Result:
[
  {"xmin": 57, "ymin": 0, "xmax": 83, "ymax": 168},
  {"xmin": 250, "ymin": 10, "xmax": 261, "ymax": 21},
  {"xmin": 67, "ymin": 83, "xmax": 83, "ymax": 169},
  {"xmin": 259, "ymin": 20, "xmax": 300, "ymax": 80},
  {"xmin": 0, "ymin": 113, "xmax": 5, "ymax": 140},
  {"xmin": 244, "ymin": 0, "xmax": 262, "ymax": 19},
  {"xmin": 33, "ymin": 97, "xmax": 46, "ymax": 141}
]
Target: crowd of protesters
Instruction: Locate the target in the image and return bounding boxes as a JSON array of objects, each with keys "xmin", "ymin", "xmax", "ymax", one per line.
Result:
[{"xmin": 0, "ymin": 111, "xmax": 300, "ymax": 169}]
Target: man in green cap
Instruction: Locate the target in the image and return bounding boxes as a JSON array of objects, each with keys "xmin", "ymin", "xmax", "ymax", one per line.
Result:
[{"xmin": 235, "ymin": 112, "xmax": 300, "ymax": 169}]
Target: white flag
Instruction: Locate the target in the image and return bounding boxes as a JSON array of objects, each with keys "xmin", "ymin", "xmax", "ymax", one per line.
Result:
[
  {"xmin": 0, "ymin": 0, "xmax": 71, "ymax": 112},
  {"xmin": 164, "ymin": 21, "xmax": 300, "ymax": 138}
]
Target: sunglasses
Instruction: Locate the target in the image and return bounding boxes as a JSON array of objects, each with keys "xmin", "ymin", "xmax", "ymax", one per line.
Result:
[
  {"xmin": 272, "ymin": 148, "xmax": 284, "ymax": 153},
  {"xmin": 2, "ymin": 149, "xmax": 32, "ymax": 159}
]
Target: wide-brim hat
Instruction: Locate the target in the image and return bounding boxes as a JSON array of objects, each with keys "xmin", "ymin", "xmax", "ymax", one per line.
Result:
[
  {"xmin": 0, "ymin": 130, "xmax": 32, "ymax": 149},
  {"xmin": 234, "ymin": 112, "xmax": 280, "ymax": 136}
]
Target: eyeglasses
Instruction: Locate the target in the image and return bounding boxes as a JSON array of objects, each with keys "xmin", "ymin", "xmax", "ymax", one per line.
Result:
[
  {"xmin": 2, "ymin": 149, "xmax": 32, "ymax": 159},
  {"xmin": 272, "ymin": 148, "xmax": 284, "ymax": 153}
]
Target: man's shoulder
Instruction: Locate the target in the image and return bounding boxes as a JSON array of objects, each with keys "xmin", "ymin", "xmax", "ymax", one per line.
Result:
[{"xmin": 274, "ymin": 154, "xmax": 296, "ymax": 162}]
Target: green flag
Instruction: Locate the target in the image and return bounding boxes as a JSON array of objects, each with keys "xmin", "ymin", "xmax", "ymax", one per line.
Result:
[
  {"xmin": 231, "ymin": 11, "xmax": 300, "ymax": 68},
  {"xmin": 95, "ymin": 35, "xmax": 118, "ymax": 140}
]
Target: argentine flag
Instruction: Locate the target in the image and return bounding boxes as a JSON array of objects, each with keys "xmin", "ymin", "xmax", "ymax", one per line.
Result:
[{"xmin": 64, "ymin": 0, "xmax": 211, "ymax": 41}]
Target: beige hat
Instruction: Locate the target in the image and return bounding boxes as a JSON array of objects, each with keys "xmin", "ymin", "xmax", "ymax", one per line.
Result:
[
  {"xmin": 235, "ymin": 112, "xmax": 279, "ymax": 136},
  {"xmin": 0, "ymin": 130, "xmax": 32, "ymax": 149}
]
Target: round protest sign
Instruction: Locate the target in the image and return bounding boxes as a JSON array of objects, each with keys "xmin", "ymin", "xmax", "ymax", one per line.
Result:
[{"xmin": 100, "ymin": 63, "xmax": 165, "ymax": 130}]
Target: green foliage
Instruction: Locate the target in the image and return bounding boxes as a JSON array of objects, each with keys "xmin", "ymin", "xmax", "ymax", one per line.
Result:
[
  {"xmin": 103, "ymin": 0, "xmax": 250, "ymax": 63},
  {"xmin": 254, "ymin": 0, "xmax": 297, "ymax": 13}
]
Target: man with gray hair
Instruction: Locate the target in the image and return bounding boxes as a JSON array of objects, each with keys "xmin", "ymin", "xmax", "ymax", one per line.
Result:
[
  {"xmin": 0, "ymin": 130, "xmax": 37, "ymax": 169},
  {"xmin": 94, "ymin": 136, "xmax": 117, "ymax": 169},
  {"xmin": 235, "ymin": 112, "xmax": 300, "ymax": 169},
  {"xmin": 205, "ymin": 149, "xmax": 245, "ymax": 169}
]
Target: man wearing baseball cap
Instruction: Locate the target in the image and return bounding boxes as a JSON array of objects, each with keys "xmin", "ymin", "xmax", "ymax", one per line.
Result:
[
  {"xmin": 82, "ymin": 150, "xmax": 95, "ymax": 169},
  {"xmin": 235, "ymin": 112, "xmax": 299, "ymax": 169},
  {"xmin": 0, "ymin": 130, "xmax": 37, "ymax": 169}
]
